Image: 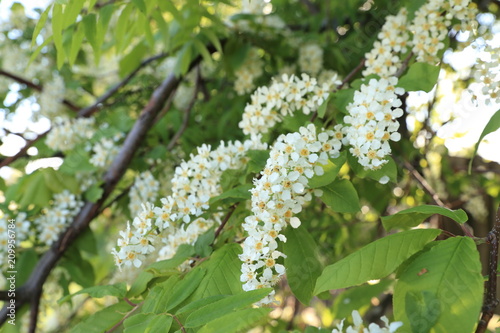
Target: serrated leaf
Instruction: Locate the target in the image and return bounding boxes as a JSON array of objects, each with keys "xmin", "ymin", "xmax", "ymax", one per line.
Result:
[
  {"xmin": 175, "ymin": 295, "xmax": 228, "ymax": 316},
  {"xmin": 142, "ymin": 275, "xmax": 180, "ymax": 313},
  {"xmin": 189, "ymin": 243, "xmax": 245, "ymax": 300},
  {"xmin": 309, "ymin": 152, "xmax": 346, "ymax": 188},
  {"xmin": 314, "ymin": 229, "xmax": 441, "ymax": 295},
  {"xmin": 84, "ymin": 183, "xmax": 103, "ymax": 203},
  {"xmin": 59, "ymin": 283, "xmax": 127, "ymax": 304},
  {"xmin": 469, "ymin": 109, "xmax": 500, "ymax": 173},
  {"xmin": 209, "ymin": 184, "xmax": 252, "ymax": 205},
  {"xmin": 198, "ymin": 308, "xmax": 272, "ymax": 333},
  {"xmin": 283, "ymin": 227, "xmax": 323, "ymax": 304},
  {"xmin": 318, "ymin": 179, "xmax": 360, "ymax": 213},
  {"xmin": 124, "ymin": 313, "xmax": 173, "ymax": 333},
  {"xmin": 115, "ymin": 4, "xmax": 134, "ymax": 54},
  {"xmin": 52, "ymin": 4, "xmax": 66, "ymax": 68},
  {"xmin": 63, "ymin": 0, "xmax": 84, "ymax": 29},
  {"xmin": 163, "ymin": 268, "xmax": 206, "ymax": 312},
  {"xmin": 398, "ymin": 62, "xmax": 440, "ymax": 93},
  {"xmin": 245, "ymin": 149, "xmax": 269, "ymax": 175},
  {"xmin": 72, "ymin": 302, "xmax": 131, "ymax": 333},
  {"xmin": 347, "ymin": 153, "xmax": 397, "ymax": 183},
  {"xmin": 332, "ymin": 88, "xmax": 355, "ymax": 114},
  {"xmin": 394, "ymin": 237, "xmax": 483, "ymax": 333},
  {"xmin": 146, "ymin": 244, "xmax": 195, "ymax": 277},
  {"xmin": 193, "ymin": 38, "xmax": 214, "ymax": 66},
  {"xmin": 69, "ymin": 22, "xmax": 85, "ymax": 66},
  {"xmin": 119, "ymin": 40, "xmax": 149, "ymax": 77},
  {"xmin": 185, "ymin": 288, "xmax": 272, "ymax": 328},
  {"xmin": 194, "ymin": 228, "xmax": 215, "ymax": 258},
  {"xmin": 131, "ymin": 0, "xmax": 147, "ymax": 13},
  {"xmin": 82, "ymin": 14, "xmax": 98, "ymax": 54},
  {"xmin": 31, "ymin": 4, "xmax": 51, "ymax": 48},
  {"xmin": 382, "ymin": 205, "xmax": 468, "ymax": 231}
]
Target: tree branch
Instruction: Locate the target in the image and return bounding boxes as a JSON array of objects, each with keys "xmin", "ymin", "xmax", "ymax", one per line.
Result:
[
  {"xmin": 476, "ymin": 206, "xmax": 500, "ymax": 333},
  {"xmin": 0, "ymin": 69, "xmax": 80, "ymax": 111}
]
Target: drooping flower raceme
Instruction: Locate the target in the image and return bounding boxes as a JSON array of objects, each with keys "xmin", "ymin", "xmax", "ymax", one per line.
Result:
[
  {"xmin": 363, "ymin": 8, "xmax": 409, "ymax": 78},
  {"xmin": 332, "ymin": 310, "xmax": 403, "ymax": 333},
  {"xmin": 128, "ymin": 171, "xmax": 160, "ymax": 217},
  {"xmin": 234, "ymin": 48, "xmax": 264, "ymax": 95},
  {"xmin": 239, "ymin": 73, "xmax": 341, "ymax": 140},
  {"xmin": 298, "ymin": 43, "xmax": 324, "ymax": 76},
  {"xmin": 342, "ymin": 77, "xmax": 405, "ymax": 170},
  {"xmin": 112, "ymin": 138, "xmax": 266, "ymax": 269},
  {"xmin": 35, "ymin": 190, "xmax": 83, "ymax": 246},
  {"xmin": 240, "ymin": 124, "xmax": 343, "ymax": 305}
]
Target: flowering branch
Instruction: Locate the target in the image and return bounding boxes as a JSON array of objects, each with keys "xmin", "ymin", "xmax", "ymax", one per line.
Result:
[
  {"xmin": 476, "ymin": 206, "xmax": 500, "ymax": 333},
  {"xmin": 0, "ymin": 72, "xmax": 181, "ymax": 331}
]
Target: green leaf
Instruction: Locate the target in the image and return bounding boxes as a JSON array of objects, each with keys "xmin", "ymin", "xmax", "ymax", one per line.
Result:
[
  {"xmin": 245, "ymin": 149, "xmax": 269, "ymax": 175},
  {"xmin": 72, "ymin": 302, "xmax": 132, "ymax": 333},
  {"xmin": 347, "ymin": 153, "xmax": 397, "ymax": 183},
  {"xmin": 309, "ymin": 152, "xmax": 346, "ymax": 188},
  {"xmin": 317, "ymin": 94, "xmax": 332, "ymax": 118},
  {"xmin": 69, "ymin": 22, "xmax": 85, "ymax": 66},
  {"xmin": 31, "ymin": 4, "xmax": 52, "ymax": 48},
  {"xmin": 62, "ymin": 0, "xmax": 85, "ymax": 29},
  {"xmin": 16, "ymin": 248, "xmax": 38, "ymax": 286},
  {"xmin": 194, "ymin": 228, "xmax": 215, "ymax": 257},
  {"xmin": 124, "ymin": 313, "xmax": 173, "ymax": 333},
  {"xmin": 142, "ymin": 275, "xmax": 180, "ymax": 313},
  {"xmin": 283, "ymin": 227, "xmax": 323, "ymax": 304},
  {"xmin": 220, "ymin": 169, "xmax": 246, "ymax": 192},
  {"xmin": 314, "ymin": 229, "xmax": 441, "ymax": 295},
  {"xmin": 394, "ymin": 237, "xmax": 483, "ymax": 333},
  {"xmin": 331, "ymin": 280, "xmax": 393, "ymax": 319},
  {"xmin": 59, "ymin": 283, "xmax": 127, "ymax": 304},
  {"xmin": 189, "ymin": 244, "xmax": 245, "ymax": 300},
  {"xmin": 82, "ymin": 14, "xmax": 98, "ymax": 55},
  {"xmin": 469, "ymin": 109, "xmax": 500, "ymax": 173},
  {"xmin": 126, "ymin": 270, "xmax": 155, "ymax": 298},
  {"xmin": 382, "ymin": 205, "xmax": 468, "ymax": 231},
  {"xmin": 202, "ymin": 28, "xmax": 223, "ymax": 53},
  {"xmin": 198, "ymin": 308, "xmax": 272, "ymax": 333},
  {"xmin": 193, "ymin": 38, "xmax": 214, "ymax": 66},
  {"xmin": 61, "ymin": 256, "xmax": 95, "ymax": 288},
  {"xmin": 175, "ymin": 42, "xmax": 193, "ymax": 77},
  {"xmin": 318, "ymin": 179, "xmax": 360, "ymax": 213},
  {"xmin": 331, "ymin": 89, "xmax": 355, "ymax": 114},
  {"xmin": 397, "ymin": 62, "xmax": 440, "ymax": 93},
  {"xmin": 84, "ymin": 183, "xmax": 104, "ymax": 203},
  {"xmin": 185, "ymin": 288, "xmax": 272, "ymax": 328},
  {"xmin": 146, "ymin": 244, "xmax": 195, "ymax": 277},
  {"xmin": 115, "ymin": 3, "xmax": 134, "ymax": 54},
  {"xmin": 52, "ymin": 4, "xmax": 66, "ymax": 68},
  {"xmin": 131, "ymin": 0, "xmax": 147, "ymax": 13},
  {"xmin": 163, "ymin": 268, "xmax": 206, "ymax": 312},
  {"xmin": 119, "ymin": 40, "xmax": 149, "ymax": 77},
  {"xmin": 175, "ymin": 295, "xmax": 228, "ymax": 316},
  {"xmin": 209, "ymin": 184, "xmax": 252, "ymax": 206}
]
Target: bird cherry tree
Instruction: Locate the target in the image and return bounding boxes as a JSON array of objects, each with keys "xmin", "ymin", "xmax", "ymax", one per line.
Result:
[{"xmin": 0, "ymin": 0, "xmax": 500, "ymax": 332}]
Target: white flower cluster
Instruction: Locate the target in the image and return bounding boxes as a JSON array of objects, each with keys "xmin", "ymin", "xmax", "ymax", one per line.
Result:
[
  {"xmin": 239, "ymin": 73, "xmax": 341, "ymax": 140},
  {"xmin": 38, "ymin": 75, "xmax": 66, "ymax": 118},
  {"xmin": 46, "ymin": 118, "xmax": 96, "ymax": 152},
  {"xmin": 234, "ymin": 48, "xmax": 264, "ymax": 95},
  {"xmin": 35, "ymin": 190, "xmax": 83, "ymax": 246},
  {"xmin": 298, "ymin": 43, "xmax": 323, "ymax": 76},
  {"xmin": 240, "ymin": 124, "xmax": 343, "ymax": 304},
  {"xmin": 343, "ymin": 77, "xmax": 404, "ymax": 170},
  {"xmin": 471, "ymin": 40, "xmax": 500, "ymax": 105},
  {"xmin": 0, "ymin": 212, "xmax": 31, "ymax": 267},
  {"xmin": 332, "ymin": 310, "xmax": 402, "ymax": 333},
  {"xmin": 363, "ymin": 8, "xmax": 409, "ymax": 78},
  {"xmin": 89, "ymin": 135, "xmax": 122, "ymax": 168},
  {"xmin": 128, "ymin": 171, "xmax": 160, "ymax": 217},
  {"xmin": 112, "ymin": 138, "xmax": 266, "ymax": 269},
  {"xmin": 410, "ymin": 0, "xmax": 477, "ymax": 63}
]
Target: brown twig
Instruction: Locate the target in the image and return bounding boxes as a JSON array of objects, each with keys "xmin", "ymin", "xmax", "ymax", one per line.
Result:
[
  {"xmin": 212, "ymin": 204, "xmax": 238, "ymax": 243},
  {"xmin": 476, "ymin": 206, "xmax": 500, "ymax": 333},
  {"xmin": 166, "ymin": 66, "xmax": 201, "ymax": 151},
  {"xmin": 104, "ymin": 301, "xmax": 143, "ymax": 333},
  {"xmin": 310, "ymin": 58, "xmax": 366, "ymax": 122},
  {"xmin": 0, "ymin": 130, "xmax": 49, "ymax": 168},
  {"xmin": 395, "ymin": 52, "xmax": 414, "ymax": 78}
]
